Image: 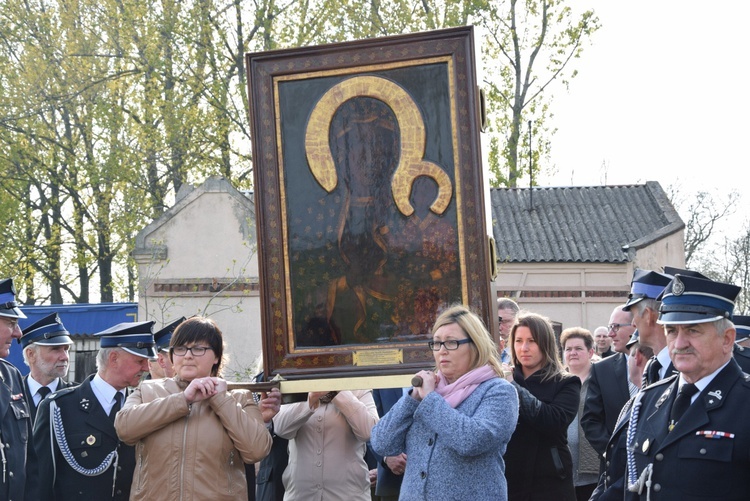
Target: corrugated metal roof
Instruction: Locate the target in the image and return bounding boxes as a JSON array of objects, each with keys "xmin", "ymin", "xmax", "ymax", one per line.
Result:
[{"xmin": 489, "ymin": 181, "xmax": 684, "ymax": 263}]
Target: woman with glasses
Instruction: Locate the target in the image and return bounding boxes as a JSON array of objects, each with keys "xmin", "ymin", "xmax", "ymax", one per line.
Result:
[
  {"xmin": 115, "ymin": 316, "xmax": 280, "ymax": 500},
  {"xmin": 503, "ymin": 312, "xmax": 581, "ymax": 501},
  {"xmin": 370, "ymin": 304, "xmax": 519, "ymax": 501}
]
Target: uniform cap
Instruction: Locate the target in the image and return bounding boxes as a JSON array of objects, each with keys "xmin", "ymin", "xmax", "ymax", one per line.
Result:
[
  {"xmin": 20, "ymin": 313, "xmax": 73, "ymax": 348},
  {"xmin": 657, "ymin": 275, "xmax": 741, "ymax": 325},
  {"xmin": 0, "ymin": 278, "xmax": 27, "ymax": 319},
  {"xmin": 623, "ymin": 269, "xmax": 673, "ymax": 311},
  {"xmin": 626, "ymin": 329, "xmax": 640, "ymax": 349},
  {"xmin": 154, "ymin": 317, "xmax": 186, "ymax": 352},
  {"xmin": 733, "ymin": 315, "xmax": 750, "ymax": 343},
  {"xmin": 94, "ymin": 320, "xmax": 157, "ymax": 359}
]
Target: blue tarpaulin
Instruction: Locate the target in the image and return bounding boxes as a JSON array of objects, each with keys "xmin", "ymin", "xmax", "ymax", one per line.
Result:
[{"xmin": 7, "ymin": 303, "xmax": 138, "ymax": 375}]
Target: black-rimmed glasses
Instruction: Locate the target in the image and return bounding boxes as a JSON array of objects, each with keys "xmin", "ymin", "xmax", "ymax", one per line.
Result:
[
  {"xmin": 171, "ymin": 346, "xmax": 213, "ymax": 357},
  {"xmin": 428, "ymin": 338, "xmax": 473, "ymax": 351}
]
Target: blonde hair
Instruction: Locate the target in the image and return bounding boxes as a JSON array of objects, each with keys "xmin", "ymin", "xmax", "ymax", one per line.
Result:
[{"xmin": 431, "ymin": 304, "xmax": 503, "ymax": 376}]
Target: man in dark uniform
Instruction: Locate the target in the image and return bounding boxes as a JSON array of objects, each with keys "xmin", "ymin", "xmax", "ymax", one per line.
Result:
[
  {"xmin": 731, "ymin": 315, "xmax": 750, "ymax": 372},
  {"xmin": 20, "ymin": 313, "xmax": 77, "ymax": 422},
  {"xmin": 0, "ymin": 277, "xmax": 37, "ymax": 500},
  {"xmin": 147, "ymin": 316, "xmax": 184, "ymax": 379},
  {"xmin": 33, "ymin": 320, "xmax": 157, "ymax": 501},
  {"xmin": 622, "ymin": 269, "xmax": 675, "ymax": 386},
  {"xmin": 625, "ymin": 274, "xmax": 750, "ymax": 500}
]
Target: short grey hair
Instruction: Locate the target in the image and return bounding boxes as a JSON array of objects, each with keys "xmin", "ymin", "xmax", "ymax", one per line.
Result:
[
  {"xmin": 96, "ymin": 347, "xmax": 119, "ymax": 371},
  {"xmin": 22, "ymin": 344, "xmax": 40, "ymax": 368},
  {"xmin": 632, "ymin": 298, "xmax": 659, "ymax": 315},
  {"xmin": 497, "ymin": 297, "xmax": 519, "ymax": 313}
]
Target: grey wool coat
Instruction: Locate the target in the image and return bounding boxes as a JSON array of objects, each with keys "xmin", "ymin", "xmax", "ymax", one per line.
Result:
[{"xmin": 371, "ymin": 377, "xmax": 519, "ymax": 501}]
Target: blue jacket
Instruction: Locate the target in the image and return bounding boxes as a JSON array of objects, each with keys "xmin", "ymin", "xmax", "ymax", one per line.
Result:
[{"xmin": 371, "ymin": 377, "xmax": 518, "ymax": 501}]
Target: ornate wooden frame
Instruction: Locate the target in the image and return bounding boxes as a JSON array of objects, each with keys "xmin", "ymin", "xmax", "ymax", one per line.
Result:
[{"xmin": 246, "ymin": 26, "xmax": 494, "ymax": 380}]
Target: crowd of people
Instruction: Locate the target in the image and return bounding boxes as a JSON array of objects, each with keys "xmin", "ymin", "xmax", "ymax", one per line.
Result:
[{"xmin": 3, "ymin": 264, "xmax": 750, "ymax": 501}]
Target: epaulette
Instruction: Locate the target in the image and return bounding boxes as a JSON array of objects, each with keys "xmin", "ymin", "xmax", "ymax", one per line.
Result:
[
  {"xmin": 48, "ymin": 386, "xmax": 77, "ymax": 400},
  {"xmin": 641, "ymin": 372, "xmax": 678, "ymax": 391}
]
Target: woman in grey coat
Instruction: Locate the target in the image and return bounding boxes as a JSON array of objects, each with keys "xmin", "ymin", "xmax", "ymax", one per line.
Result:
[{"xmin": 371, "ymin": 305, "xmax": 519, "ymax": 501}]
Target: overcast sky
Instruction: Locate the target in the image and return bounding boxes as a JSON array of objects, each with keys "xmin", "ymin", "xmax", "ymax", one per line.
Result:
[{"xmin": 535, "ymin": 1, "xmax": 749, "ymax": 234}]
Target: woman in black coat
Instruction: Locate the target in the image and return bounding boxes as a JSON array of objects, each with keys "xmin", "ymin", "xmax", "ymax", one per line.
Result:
[{"xmin": 503, "ymin": 312, "xmax": 581, "ymax": 501}]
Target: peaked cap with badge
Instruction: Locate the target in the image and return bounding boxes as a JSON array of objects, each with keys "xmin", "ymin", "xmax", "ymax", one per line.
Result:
[
  {"xmin": 153, "ymin": 317, "xmax": 186, "ymax": 353},
  {"xmin": 0, "ymin": 277, "xmax": 27, "ymax": 319},
  {"xmin": 623, "ymin": 269, "xmax": 673, "ymax": 311},
  {"xmin": 20, "ymin": 312, "xmax": 74, "ymax": 348},
  {"xmin": 94, "ymin": 320, "xmax": 157, "ymax": 359},
  {"xmin": 657, "ymin": 274, "xmax": 741, "ymax": 325},
  {"xmin": 625, "ymin": 274, "xmax": 750, "ymax": 500}
]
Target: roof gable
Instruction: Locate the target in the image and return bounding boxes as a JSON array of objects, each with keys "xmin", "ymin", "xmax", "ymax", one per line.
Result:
[{"xmin": 490, "ymin": 181, "xmax": 684, "ymax": 263}]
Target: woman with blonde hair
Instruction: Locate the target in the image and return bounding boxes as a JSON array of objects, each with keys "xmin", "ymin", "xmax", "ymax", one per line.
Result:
[
  {"xmin": 503, "ymin": 312, "xmax": 581, "ymax": 501},
  {"xmin": 371, "ymin": 304, "xmax": 519, "ymax": 501}
]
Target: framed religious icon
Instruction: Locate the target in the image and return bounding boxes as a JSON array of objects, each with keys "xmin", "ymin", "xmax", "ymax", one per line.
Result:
[{"xmin": 246, "ymin": 26, "xmax": 495, "ymax": 383}]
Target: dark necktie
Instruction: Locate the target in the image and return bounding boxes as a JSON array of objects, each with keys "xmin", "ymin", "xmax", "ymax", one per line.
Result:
[
  {"xmin": 37, "ymin": 386, "xmax": 52, "ymax": 405},
  {"xmin": 647, "ymin": 358, "xmax": 662, "ymax": 385},
  {"xmin": 669, "ymin": 383, "xmax": 698, "ymax": 430},
  {"xmin": 109, "ymin": 392, "xmax": 124, "ymax": 420}
]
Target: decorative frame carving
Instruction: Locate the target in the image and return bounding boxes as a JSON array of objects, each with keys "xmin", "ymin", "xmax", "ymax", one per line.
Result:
[{"xmin": 246, "ymin": 27, "xmax": 494, "ymax": 380}]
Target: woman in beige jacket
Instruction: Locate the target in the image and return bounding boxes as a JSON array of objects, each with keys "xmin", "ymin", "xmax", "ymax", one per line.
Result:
[
  {"xmin": 273, "ymin": 389, "xmax": 379, "ymax": 501},
  {"xmin": 115, "ymin": 316, "xmax": 280, "ymax": 500}
]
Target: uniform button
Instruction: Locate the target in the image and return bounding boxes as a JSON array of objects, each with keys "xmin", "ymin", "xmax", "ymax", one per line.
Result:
[
  {"xmin": 420, "ymin": 471, "xmax": 426, "ymax": 479},
  {"xmin": 606, "ymin": 461, "xmax": 610, "ymax": 467},
  {"xmin": 655, "ymin": 453, "xmax": 664, "ymax": 461},
  {"xmin": 8, "ymin": 471, "xmax": 13, "ymax": 478},
  {"xmin": 316, "ymin": 484, "xmax": 322, "ymax": 490},
  {"xmin": 317, "ymin": 416, "xmax": 322, "ymax": 421},
  {"xmin": 606, "ymin": 476, "xmax": 611, "ymax": 483},
  {"xmin": 316, "ymin": 461, "xmax": 321, "ymax": 467},
  {"xmin": 117, "ymin": 465, "xmax": 122, "ymax": 471},
  {"xmin": 700, "ymin": 448, "xmax": 707, "ymax": 455},
  {"xmin": 316, "ymin": 449, "xmax": 322, "ymax": 455},
  {"xmin": 653, "ymin": 484, "xmax": 661, "ymax": 492}
]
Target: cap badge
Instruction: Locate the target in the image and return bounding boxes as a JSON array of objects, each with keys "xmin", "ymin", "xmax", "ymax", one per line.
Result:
[{"xmin": 672, "ymin": 276, "xmax": 685, "ymax": 296}]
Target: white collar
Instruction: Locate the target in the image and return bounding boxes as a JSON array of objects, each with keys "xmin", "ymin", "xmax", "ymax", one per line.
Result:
[
  {"xmin": 91, "ymin": 373, "xmax": 123, "ymax": 414},
  {"xmin": 678, "ymin": 360, "xmax": 732, "ymax": 399}
]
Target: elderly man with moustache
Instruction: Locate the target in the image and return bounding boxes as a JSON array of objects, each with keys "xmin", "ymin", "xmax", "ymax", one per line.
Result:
[
  {"xmin": 20, "ymin": 313, "xmax": 78, "ymax": 422},
  {"xmin": 625, "ymin": 274, "xmax": 750, "ymax": 500},
  {"xmin": 34, "ymin": 321, "xmax": 157, "ymax": 500}
]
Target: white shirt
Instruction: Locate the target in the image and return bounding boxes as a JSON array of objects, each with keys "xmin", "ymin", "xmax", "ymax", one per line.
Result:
[
  {"xmin": 678, "ymin": 359, "xmax": 732, "ymax": 405},
  {"xmin": 26, "ymin": 375, "xmax": 60, "ymax": 406},
  {"xmin": 90, "ymin": 373, "xmax": 125, "ymax": 415},
  {"xmin": 656, "ymin": 346, "xmax": 672, "ymax": 380}
]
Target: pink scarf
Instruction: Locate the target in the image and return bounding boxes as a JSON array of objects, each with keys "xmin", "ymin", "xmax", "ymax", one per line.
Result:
[{"xmin": 435, "ymin": 364, "xmax": 498, "ymax": 408}]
